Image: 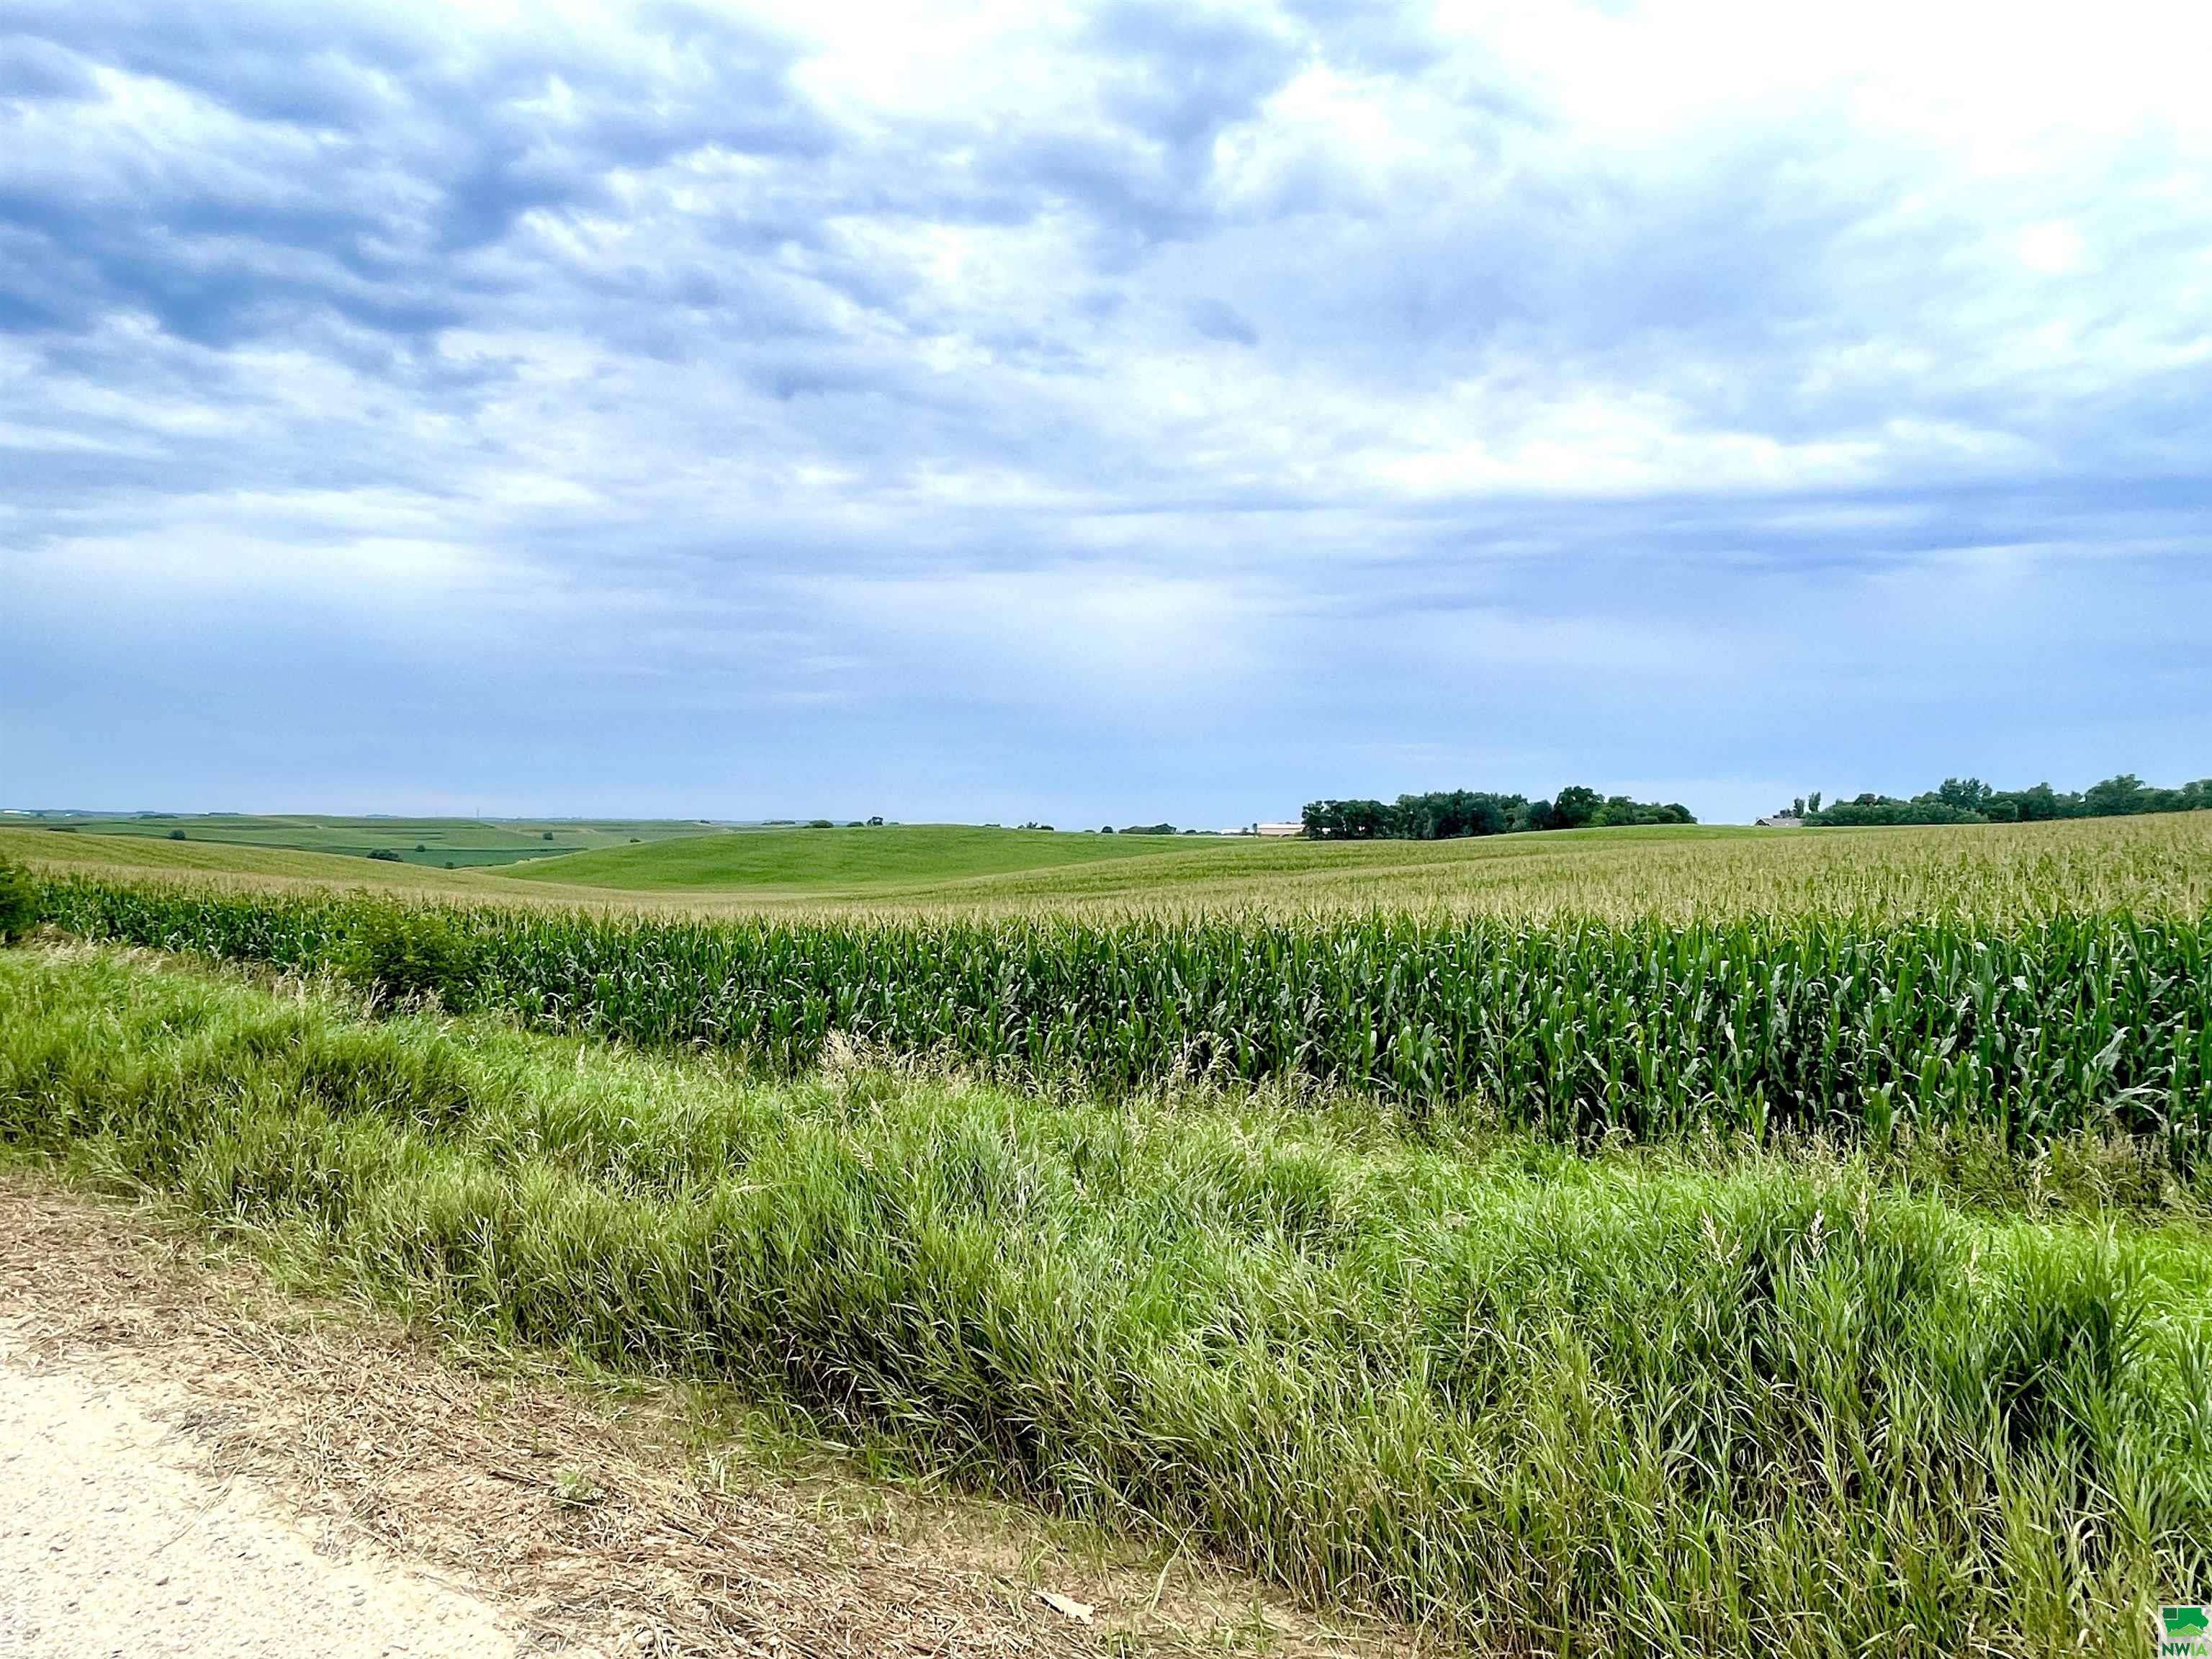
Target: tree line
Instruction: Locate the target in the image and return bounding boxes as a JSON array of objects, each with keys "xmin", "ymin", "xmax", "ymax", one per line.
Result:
[
  {"xmin": 1301, "ymin": 786, "xmax": 1695, "ymax": 841},
  {"xmin": 1786, "ymin": 774, "xmax": 2212, "ymax": 827}
]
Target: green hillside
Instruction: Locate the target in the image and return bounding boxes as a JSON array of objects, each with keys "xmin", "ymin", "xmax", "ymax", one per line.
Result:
[
  {"xmin": 504, "ymin": 822, "xmax": 1236, "ymax": 894},
  {"xmin": 12, "ymin": 814, "xmax": 2207, "ymax": 924},
  {"xmin": 19, "ymin": 813, "xmax": 720, "ymax": 868}
]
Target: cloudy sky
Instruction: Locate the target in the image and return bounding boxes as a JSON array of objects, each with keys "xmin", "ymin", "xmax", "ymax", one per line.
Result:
[{"xmin": 3, "ymin": 0, "xmax": 2207, "ymax": 825}]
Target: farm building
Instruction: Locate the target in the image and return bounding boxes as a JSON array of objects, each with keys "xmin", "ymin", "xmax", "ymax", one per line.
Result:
[{"xmin": 1256, "ymin": 822, "xmax": 1305, "ymax": 838}]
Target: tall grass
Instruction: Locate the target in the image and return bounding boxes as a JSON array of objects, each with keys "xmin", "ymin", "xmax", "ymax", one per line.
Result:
[
  {"xmin": 2, "ymin": 947, "xmax": 2206, "ymax": 1656},
  {"xmin": 32, "ymin": 875, "xmax": 2212, "ymax": 1160}
]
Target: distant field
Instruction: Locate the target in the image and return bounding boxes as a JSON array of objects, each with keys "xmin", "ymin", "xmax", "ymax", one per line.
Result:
[
  {"xmin": 11, "ymin": 813, "xmax": 722, "ymax": 868},
  {"xmin": 505, "ymin": 822, "xmax": 1233, "ymax": 894},
  {"xmin": 4, "ymin": 813, "xmax": 2210, "ymax": 922}
]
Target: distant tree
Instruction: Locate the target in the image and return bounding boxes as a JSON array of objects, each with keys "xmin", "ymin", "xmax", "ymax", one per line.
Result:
[
  {"xmin": 1792, "ymin": 797, "xmax": 1805, "ymax": 817},
  {"xmin": 1936, "ymin": 777, "xmax": 1995, "ymax": 816},
  {"xmin": 1551, "ymin": 786, "xmax": 1602, "ymax": 830},
  {"xmin": 1987, "ymin": 782, "xmax": 2061, "ymax": 822},
  {"xmin": 1301, "ymin": 787, "xmax": 1688, "ymax": 840},
  {"xmin": 1511, "ymin": 798, "xmax": 1558, "ymax": 833},
  {"xmin": 2083, "ymin": 773, "xmax": 2148, "ymax": 817},
  {"xmin": 1807, "ymin": 795, "xmax": 1983, "ymax": 826},
  {"xmin": 629, "ymin": 837, "xmax": 641, "ymax": 843},
  {"xmin": 367, "ymin": 848, "xmax": 403, "ymax": 861},
  {"xmin": 168, "ymin": 829, "xmax": 186, "ymax": 840},
  {"xmin": 415, "ymin": 843, "xmax": 428, "ymax": 853},
  {"xmin": 1122, "ymin": 823, "xmax": 1178, "ymax": 836},
  {"xmin": 1804, "ymin": 770, "xmax": 2212, "ymax": 827},
  {"xmin": 444, "ymin": 861, "xmax": 457, "ymax": 869},
  {"xmin": 1302, "ymin": 799, "xmax": 1391, "ymax": 839},
  {"xmin": 1100, "ymin": 825, "xmax": 1115, "ymax": 834},
  {"xmin": 807, "ymin": 819, "xmax": 835, "ymax": 828},
  {"xmin": 867, "ymin": 816, "xmax": 884, "ymax": 826},
  {"xmin": 1807, "ymin": 791, "xmax": 1822, "ymax": 814},
  {"xmin": 541, "ymin": 830, "xmax": 555, "ymax": 840},
  {"xmin": 1591, "ymin": 795, "xmax": 1696, "ymax": 828}
]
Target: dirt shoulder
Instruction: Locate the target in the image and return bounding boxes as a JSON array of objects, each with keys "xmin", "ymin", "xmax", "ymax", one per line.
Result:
[
  {"xmin": 0, "ymin": 1171, "xmax": 1410, "ymax": 1658},
  {"xmin": 1, "ymin": 1327, "xmax": 520, "ymax": 1657}
]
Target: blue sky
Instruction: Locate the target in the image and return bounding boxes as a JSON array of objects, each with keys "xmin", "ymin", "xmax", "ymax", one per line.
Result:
[{"xmin": 3, "ymin": 0, "xmax": 2208, "ymax": 827}]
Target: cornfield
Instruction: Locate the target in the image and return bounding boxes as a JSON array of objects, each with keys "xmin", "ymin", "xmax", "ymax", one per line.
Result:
[{"xmin": 35, "ymin": 875, "xmax": 2212, "ymax": 1157}]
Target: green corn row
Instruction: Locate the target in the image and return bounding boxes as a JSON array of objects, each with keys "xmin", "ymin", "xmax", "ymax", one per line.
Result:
[{"xmin": 35, "ymin": 876, "xmax": 2212, "ymax": 1157}]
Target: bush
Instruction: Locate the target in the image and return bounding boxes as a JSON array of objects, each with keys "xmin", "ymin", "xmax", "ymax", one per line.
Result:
[
  {"xmin": 333, "ymin": 905, "xmax": 479, "ymax": 1006},
  {"xmin": 168, "ymin": 829, "xmax": 187, "ymax": 840},
  {"xmin": 0, "ymin": 859, "xmax": 37, "ymax": 944},
  {"xmin": 367, "ymin": 848, "xmax": 403, "ymax": 862}
]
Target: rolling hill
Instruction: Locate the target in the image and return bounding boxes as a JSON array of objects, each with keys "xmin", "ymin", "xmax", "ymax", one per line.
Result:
[
  {"xmin": 502, "ymin": 823, "xmax": 1234, "ymax": 894},
  {"xmin": 14, "ymin": 814, "xmax": 722, "ymax": 868}
]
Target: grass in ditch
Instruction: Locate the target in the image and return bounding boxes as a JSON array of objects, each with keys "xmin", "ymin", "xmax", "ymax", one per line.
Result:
[{"xmin": 2, "ymin": 945, "xmax": 2206, "ymax": 1657}]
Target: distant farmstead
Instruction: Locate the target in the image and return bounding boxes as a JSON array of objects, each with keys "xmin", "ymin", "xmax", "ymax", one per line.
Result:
[
  {"xmin": 1755, "ymin": 813, "xmax": 1804, "ymax": 828},
  {"xmin": 1256, "ymin": 822, "xmax": 1305, "ymax": 838}
]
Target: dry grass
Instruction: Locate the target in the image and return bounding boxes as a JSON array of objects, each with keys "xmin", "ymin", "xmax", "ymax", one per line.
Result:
[{"xmin": 0, "ymin": 1171, "xmax": 1415, "ymax": 1659}]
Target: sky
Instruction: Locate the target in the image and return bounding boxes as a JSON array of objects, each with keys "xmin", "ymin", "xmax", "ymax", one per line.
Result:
[{"xmin": 2, "ymin": 0, "xmax": 2208, "ymax": 827}]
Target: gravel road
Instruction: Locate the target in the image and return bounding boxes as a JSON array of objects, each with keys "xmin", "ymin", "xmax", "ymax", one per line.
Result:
[{"xmin": 0, "ymin": 1332, "xmax": 521, "ymax": 1658}]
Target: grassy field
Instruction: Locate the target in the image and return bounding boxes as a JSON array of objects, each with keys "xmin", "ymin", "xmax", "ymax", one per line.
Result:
[
  {"xmin": 6, "ymin": 813, "xmax": 2210, "ymax": 922},
  {"xmin": 507, "ymin": 821, "xmax": 1232, "ymax": 894},
  {"xmin": 13, "ymin": 812, "xmax": 724, "ymax": 868},
  {"xmin": 1, "ymin": 944, "xmax": 2204, "ymax": 1657}
]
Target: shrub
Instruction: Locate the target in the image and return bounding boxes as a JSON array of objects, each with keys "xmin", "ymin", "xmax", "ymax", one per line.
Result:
[
  {"xmin": 168, "ymin": 828, "xmax": 187, "ymax": 840},
  {"xmin": 367, "ymin": 848, "xmax": 403, "ymax": 862},
  {"xmin": 0, "ymin": 859, "xmax": 37, "ymax": 944},
  {"xmin": 333, "ymin": 904, "xmax": 480, "ymax": 1006}
]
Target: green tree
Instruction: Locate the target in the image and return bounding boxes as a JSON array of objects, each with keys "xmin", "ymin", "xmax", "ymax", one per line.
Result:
[
  {"xmin": 1936, "ymin": 777, "xmax": 1994, "ymax": 816},
  {"xmin": 1551, "ymin": 786, "xmax": 1602, "ymax": 830},
  {"xmin": 2083, "ymin": 773, "xmax": 2147, "ymax": 817}
]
